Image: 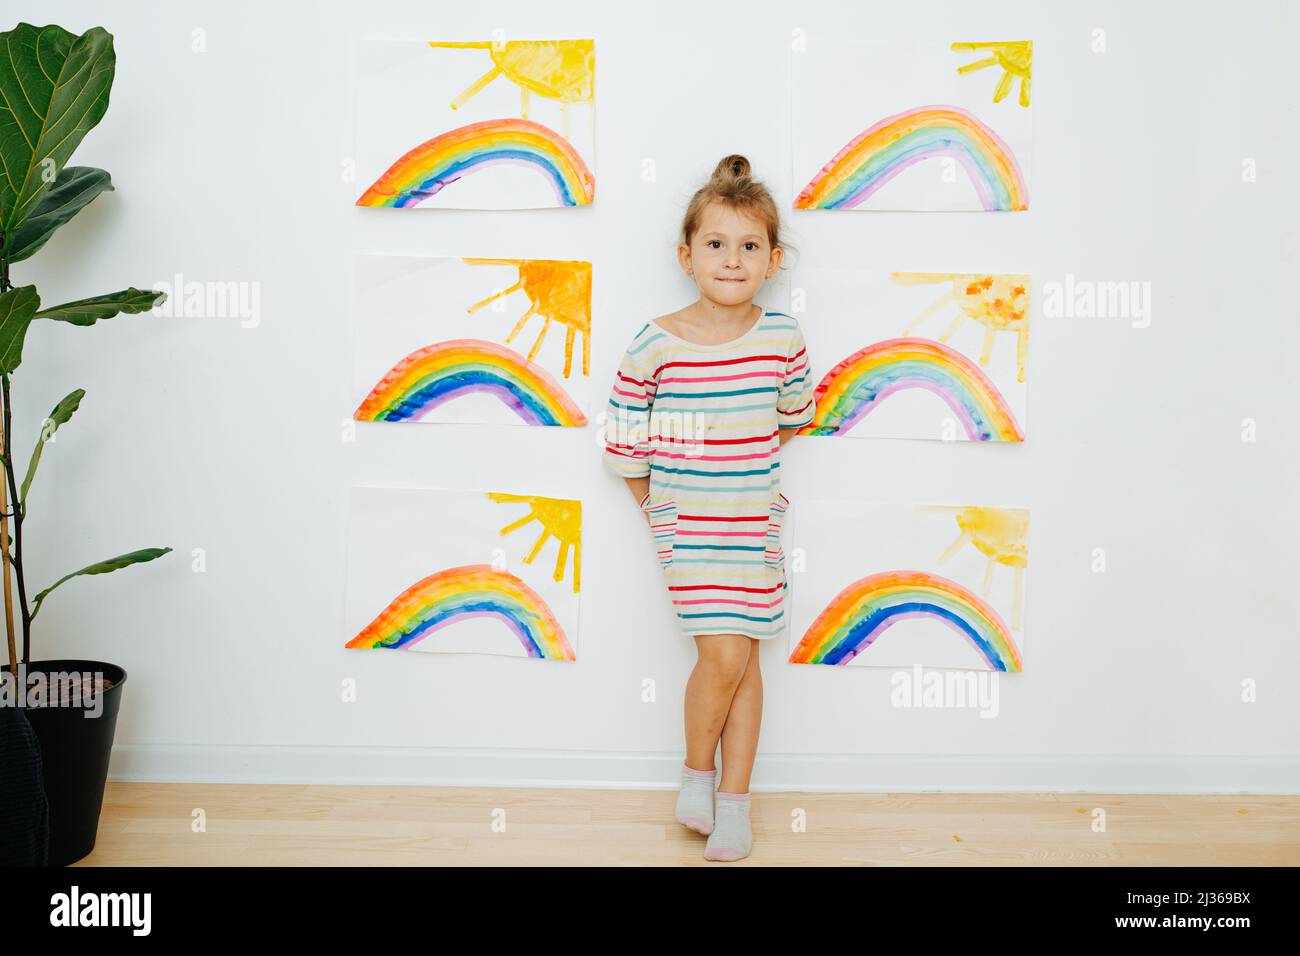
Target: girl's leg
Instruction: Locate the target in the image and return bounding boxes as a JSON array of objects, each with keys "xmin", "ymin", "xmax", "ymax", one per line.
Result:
[
  {"xmin": 717, "ymin": 637, "xmax": 762, "ymax": 793},
  {"xmin": 703, "ymin": 637, "xmax": 761, "ymax": 861},
  {"xmin": 683, "ymin": 634, "xmax": 753, "ymax": 771}
]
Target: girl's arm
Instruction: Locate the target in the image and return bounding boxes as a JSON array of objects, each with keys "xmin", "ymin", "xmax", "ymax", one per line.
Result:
[
  {"xmin": 775, "ymin": 323, "xmax": 816, "ymax": 436},
  {"xmin": 603, "ymin": 340, "xmax": 656, "ymax": 509},
  {"xmin": 623, "ymin": 476, "xmax": 651, "ymax": 506}
]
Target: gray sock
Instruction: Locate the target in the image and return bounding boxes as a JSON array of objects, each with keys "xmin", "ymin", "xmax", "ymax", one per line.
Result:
[
  {"xmin": 703, "ymin": 791, "xmax": 752, "ymax": 861},
  {"xmin": 674, "ymin": 763, "xmax": 716, "ymax": 835}
]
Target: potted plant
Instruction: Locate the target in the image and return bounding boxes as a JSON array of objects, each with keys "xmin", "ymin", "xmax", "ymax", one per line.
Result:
[{"xmin": 0, "ymin": 22, "xmax": 171, "ymax": 866}]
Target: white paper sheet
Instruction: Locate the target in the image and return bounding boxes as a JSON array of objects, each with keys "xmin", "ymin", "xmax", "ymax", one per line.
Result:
[
  {"xmin": 788, "ymin": 498, "xmax": 1028, "ymax": 671},
  {"xmin": 353, "ymin": 37, "xmax": 596, "ymax": 209},
  {"xmin": 352, "ymin": 254, "xmax": 591, "ymax": 427},
  {"xmin": 791, "ymin": 267, "xmax": 1028, "ymax": 442},
  {"xmin": 344, "ymin": 485, "xmax": 582, "ymax": 660},
  {"xmin": 791, "ymin": 36, "xmax": 1032, "ymax": 211}
]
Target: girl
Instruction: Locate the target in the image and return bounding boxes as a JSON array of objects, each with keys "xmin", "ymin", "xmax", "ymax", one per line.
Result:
[{"xmin": 602, "ymin": 155, "xmax": 815, "ymax": 861}]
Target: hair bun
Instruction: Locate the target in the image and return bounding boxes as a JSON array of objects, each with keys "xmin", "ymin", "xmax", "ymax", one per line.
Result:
[{"xmin": 712, "ymin": 154, "xmax": 751, "ymax": 183}]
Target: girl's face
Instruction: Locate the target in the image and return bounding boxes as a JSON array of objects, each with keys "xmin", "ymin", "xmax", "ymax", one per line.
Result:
[{"xmin": 680, "ymin": 202, "xmax": 782, "ymax": 306}]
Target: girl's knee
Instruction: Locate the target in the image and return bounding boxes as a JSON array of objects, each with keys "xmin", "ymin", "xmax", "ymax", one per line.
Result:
[{"xmin": 695, "ymin": 633, "xmax": 753, "ymax": 683}]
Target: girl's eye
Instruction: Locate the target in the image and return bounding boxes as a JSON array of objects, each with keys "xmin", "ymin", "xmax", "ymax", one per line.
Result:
[
  {"xmin": 708, "ymin": 240, "xmax": 721, "ymax": 248},
  {"xmin": 745, "ymin": 242, "xmax": 759, "ymax": 251}
]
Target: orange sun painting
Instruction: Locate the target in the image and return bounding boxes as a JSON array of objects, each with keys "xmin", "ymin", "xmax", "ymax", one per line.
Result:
[
  {"xmin": 891, "ymin": 272, "xmax": 1030, "ymax": 383},
  {"xmin": 463, "ymin": 259, "xmax": 591, "ymax": 379}
]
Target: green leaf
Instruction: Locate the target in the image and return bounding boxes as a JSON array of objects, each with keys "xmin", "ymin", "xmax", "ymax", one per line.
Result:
[
  {"xmin": 5, "ymin": 166, "xmax": 114, "ymax": 262},
  {"xmin": 35, "ymin": 288, "xmax": 165, "ymax": 326},
  {"xmin": 20, "ymin": 388, "xmax": 85, "ymax": 510},
  {"xmin": 0, "ymin": 24, "xmax": 115, "ymax": 234},
  {"xmin": 0, "ymin": 285, "xmax": 40, "ymax": 373},
  {"xmin": 31, "ymin": 546, "xmax": 171, "ymax": 620}
]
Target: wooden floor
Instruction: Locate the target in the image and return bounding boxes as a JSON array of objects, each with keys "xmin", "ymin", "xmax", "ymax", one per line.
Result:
[{"xmin": 75, "ymin": 782, "xmax": 1299, "ymax": 866}]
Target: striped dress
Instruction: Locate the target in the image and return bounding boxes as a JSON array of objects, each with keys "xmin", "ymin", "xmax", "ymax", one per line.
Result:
[{"xmin": 602, "ymin": 308, "xmax": 816, "ymax": 639}]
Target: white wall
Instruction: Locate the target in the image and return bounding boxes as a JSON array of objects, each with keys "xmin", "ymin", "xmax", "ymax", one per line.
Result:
[{"xmin": 18, "ymin": 0, "xmax": 1299, "ymax": 792}]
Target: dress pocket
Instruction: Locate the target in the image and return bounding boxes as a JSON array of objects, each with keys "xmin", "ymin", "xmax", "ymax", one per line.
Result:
[
  {"xmin": 764, "ymin": 492, "xmax": 791, "ymax": 570},
  {"xmin": 641, "ymin": 496, "xmax": 679, "ymax": 569}
]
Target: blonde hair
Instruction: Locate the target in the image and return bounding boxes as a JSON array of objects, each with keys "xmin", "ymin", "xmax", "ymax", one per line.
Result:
[{"xmin": 681, "ymin": 154, "xmax": 793, "ymax": 265}]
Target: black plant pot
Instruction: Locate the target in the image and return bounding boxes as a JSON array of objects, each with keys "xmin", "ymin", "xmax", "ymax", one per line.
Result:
[
  {"xmin": 16, "ymin": 659, "xmax": 126, "ymax": 866},
  {"xmin": 0, "ymin": 697, "xmax": 48, "ymax": 865}
]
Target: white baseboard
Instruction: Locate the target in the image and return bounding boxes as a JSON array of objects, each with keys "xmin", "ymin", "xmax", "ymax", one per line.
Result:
[{"xmin": 107, "ymin": 745, "xmax": 1300, "ymax": 793}]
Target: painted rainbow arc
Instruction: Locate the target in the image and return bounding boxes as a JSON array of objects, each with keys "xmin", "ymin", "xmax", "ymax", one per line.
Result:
[
  {"xmin": 797, "ymin": 337, "xmax": 1023, "ymax": 441},
  {"xmin": 356, "ymin": 116, "xmax": 595, "ymax": 207},
  {"xmin": 789, "ymin": 569, "xmax": 1021, "ymax": 671},
  {"xmin": 355, "ymin": 338, "xmax": 588, "ymax": 426},
  {"xmin": 795, "ymin": 105, "xmax": 1027, "ymax": 211},
  {"xmin": 347, "ymin": 563, "xmax": 576, "ymax": 660}
]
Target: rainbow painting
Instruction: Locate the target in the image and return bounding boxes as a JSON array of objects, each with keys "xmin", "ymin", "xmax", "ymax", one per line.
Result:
[
  {"xmin": 795, "ymin": 105, "xmax": 1027, "ymax": 211},
  {"xmin": 789, "ymin": 569, "xmax": 1021, "ymax": 671},
  {"xmin": 797, "ymin": 337, "xmax": 1023, "ymax": 442},
  {"xmin": 356, "ymin": 117, "xmax": 595, "ymax": 208},
  {"xmin": 355, "ymin": 338, "xmax": 588, "ymax": 426},
  {"xmin": 347, "ymin": 563, "xmax": 576, "ymax": 660}
]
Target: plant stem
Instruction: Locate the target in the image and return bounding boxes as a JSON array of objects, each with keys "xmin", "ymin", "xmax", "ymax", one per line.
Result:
[
  {"xmin": 0, "ymin": 237, "xmax": 13, "ymax": 674},
  {"xmin": 0, "ymin": 237, "xmax": 29, "ymax": 664},
  {"xmin": 0, "ymin": 424, "xmax": 15, "ymax": 675},
  {"xmin": 0, "ymin": 374, "xmax": 29, "ymax": 664}
]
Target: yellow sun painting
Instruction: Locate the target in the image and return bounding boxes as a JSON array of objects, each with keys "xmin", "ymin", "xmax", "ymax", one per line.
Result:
[
  {"xmin": 488, "ymin": 492, "xmax": 582, "ymax": 593},
  {"xmin": 427, "ymin": 39, "xmax": 594, "ymax": 139},
  {"xmin": 951, "ymin": 40, "xmax": 1032, "ymax": 107},
  {"xmin": 921, "ymin": 505, "xmax": 1028, "ymax": 631}
]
